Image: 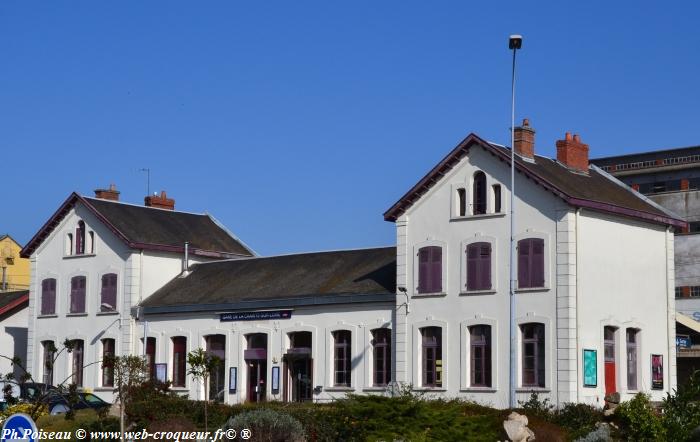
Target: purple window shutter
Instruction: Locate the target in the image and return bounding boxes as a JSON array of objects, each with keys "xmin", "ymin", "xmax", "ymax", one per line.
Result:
[
  {"xmin": 71, "ymin": 277, "xmax": 86, "ymax": 313},
  {"xmin": 49, "ymin": 280, "xmax": 56, "ymax": 314},
  {"xmin": 418, "ymin": 248, "xmax": 429, "ymax": 293},
  {"xmin": 480, "ymin": 243, "xmax": 492, "ymax": 290},
  {"xmin": 431, "ymin": 247, "xmax": 442, "ymax": 292},
  {"xmin": 41, "ymin": 280, "xmax": 48, "ymax": 315},
  {"xmin": 466, "ymin": 245, "xmax": 478, "ymax": 291},
  {"xmin": 518, "ymin": 239, "xmax": 530, "ymax": 288},
  {"xmin": 532, "ymin": 239, "xmax": 545, "ymax": 287},
  {"xmin": 101, "ymin": 274, "xmax": 117, "ymax": 311}
]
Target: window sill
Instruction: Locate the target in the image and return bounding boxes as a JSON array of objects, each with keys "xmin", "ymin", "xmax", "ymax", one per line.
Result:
[
  {"xmin": 450, "ymin": 213, "xmax": 506, "ymax": 222},
  {"xmin": 93, "ymin": 387, "xmax": 114, "ymax": 392},
  {"xmin": 515, "ymin": 287, "xmax": 550, "ymax": 293},
  {"xmin": 362, "ymin": 387, "xmax": 387, "ymax": 392},
  {"xmin": 171, "ymin": 387, "xmax": 188, "ymax": 392},
  {"xmin": 63, "ymin": 253, "xmax": 96, "ymax": 260},
  {"xmin": 325, "ymin": 387, "xmax": 354, "ymax": 392},
  {"xmin": 460, "ymin": 290, "xmax": 496, "ymax": 296},
  {"xmin": 66, "ymin": 313, "xmax": 88, "ymax": 317},
  {"xmin": 516, "ymin": 388, "xmax": 550, "ymax": 393},
  {"xmin": 412, "ymin": 292, "xmax": 447, "ymax": 298},
  {"xmin": 461, "ymin": 387, "xmax": 497, "ymax": 393},
  {"xmin": 97, "ymin": 311, "xmax": 119, "ymax": 316},
  {"xmin": 413, "ymin": 387, "xmax": 447, "ymax": 392},
  {"xmin": 37, "ymin": 314, "xmax": 58, "ymax": 319}
]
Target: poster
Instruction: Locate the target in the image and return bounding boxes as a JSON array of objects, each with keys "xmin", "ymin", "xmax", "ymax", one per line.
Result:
[
  {"xmin": 229, "ymin": 367, "xmax": 237, "ymax": 392},
  {"xmin": 155, "ymin": 363, "xmax": 167, "ymax": 383},
  {"xmin": 651, "ymin": 354, "xmax": 663, "ymax": 390},
  {"xmin": 272, "ymin": 366, "xmax": 280, "ymax": 393},
  {"xmin": 583, "ymin": 349, "xmax": 597, "ymax": 387}
]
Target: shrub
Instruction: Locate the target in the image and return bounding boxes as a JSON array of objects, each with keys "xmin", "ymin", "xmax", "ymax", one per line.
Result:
[
  {"xmin": 553, "ymin": 403, "xmax": 603, "ymax": 440},
  {"xmin": 518, "ymin": 392, "xmax": 555, "ymax": 420},
  {"xmin": 0, "ymin": 402, "xmax": 48, "ymax": 421},
  {"xmin": 662, "ymin": 370, "xmax": 700, "ymax": 441},
  {"xmin": 223, "ymin": 409, "xmax": 305, "ymax": 442},
  {"xmin": 614, "ymin": 393, "xmax": 665, "ymax": 441}
]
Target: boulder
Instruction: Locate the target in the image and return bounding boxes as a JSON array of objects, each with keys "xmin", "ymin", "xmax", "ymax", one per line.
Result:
[{"xmin": 504, "ymin": 412, "xmax": 535, "ymax": 442}]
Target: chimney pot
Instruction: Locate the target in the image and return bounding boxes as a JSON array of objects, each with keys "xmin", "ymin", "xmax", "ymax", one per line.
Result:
[
  {"xmin": 556, "ymin": 131, "xmax": 590, "ymax": 173},
  {"xmin": 145, "ymin": 190, "xmax": 175, "ymax": 210},
  {"xmin": 513, "ymin": 118, "xmax": 536, "ymax": 160},
  {"xmin": 94, "ymin": 184, "xmax": 120, "ymax": 201}
]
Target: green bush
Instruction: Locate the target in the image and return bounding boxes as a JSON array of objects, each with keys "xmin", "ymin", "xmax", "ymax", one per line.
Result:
[
  {"xmin": 662, "ymin": 370, "xmax": 700, "ymax": 441},
  {"xmin": 223, "ymin": 409, "xmax": 305, "ymax": 442},
  {"xmin": 518, "ymin": 392, "xmax": 555, "ymax": 420},
  {"xmin": 553, "ymin": 403, "xmax": 603, "ymax": 440},
  {"xmin": 614, "ymin": 393, "xmax": 665, "ymax": 441}
]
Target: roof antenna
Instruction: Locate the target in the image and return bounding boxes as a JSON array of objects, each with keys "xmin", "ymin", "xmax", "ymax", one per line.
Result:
[{"xmin": 139, "ymin": 168, "xmax": 151, "ymax": 196}]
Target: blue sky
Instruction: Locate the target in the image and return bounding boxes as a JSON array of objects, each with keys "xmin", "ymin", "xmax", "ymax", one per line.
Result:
[{"xmin": 2, "ymin": 1, "xmax": 698, "ymax": 255}]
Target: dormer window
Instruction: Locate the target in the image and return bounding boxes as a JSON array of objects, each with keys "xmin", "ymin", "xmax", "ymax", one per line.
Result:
[
  {"xmin": 65, "ymin": 221, "xmax": 95, "ymax": 256},
  {"xmin": 472, "ymin": 172, "xmax": 487, "ymax": 215}
]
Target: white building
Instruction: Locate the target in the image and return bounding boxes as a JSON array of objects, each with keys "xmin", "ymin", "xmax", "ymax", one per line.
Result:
[
  {"xmin": 0, "ymin": 290, "xmax": 29, "ymax": 381},
  {"xmin": 383, "ymin": 121, "xmax": 684, "ymax": 407},
  {"xmin": 20, "ymin": 186, "xmax": 254, "ymax": 401}
]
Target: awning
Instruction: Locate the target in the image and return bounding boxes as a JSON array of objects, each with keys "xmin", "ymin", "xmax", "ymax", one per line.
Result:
[{"xmin": 677, "ymin": 313, "xmax": 700, "ymax": 334}]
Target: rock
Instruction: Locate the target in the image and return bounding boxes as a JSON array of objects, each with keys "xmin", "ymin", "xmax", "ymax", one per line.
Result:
[
  {"xmin": 603, "ymin": 408, "xmax": 615, "ymax": 417},
  {"xmin": 504, "ymin": 412, "xmax": 535, "ymax": 442},
  {"xmin": 508, "ymin": 411, "xmax": 529, "ymax": 426},
  {"xmin": 604, "ymin": 392, "xmax": 620, "ymax": 404}
]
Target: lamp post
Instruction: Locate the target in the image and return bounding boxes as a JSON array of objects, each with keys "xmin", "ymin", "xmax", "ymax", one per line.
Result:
[{"xmin": 508, "ymin": 34, "xmax": 522, "ymax": 410}]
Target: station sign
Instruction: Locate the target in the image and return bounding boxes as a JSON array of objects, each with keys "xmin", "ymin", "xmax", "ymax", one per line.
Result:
[{"xmin": 220, "ymin": 310, "xmax": 292, "ymax": 322}]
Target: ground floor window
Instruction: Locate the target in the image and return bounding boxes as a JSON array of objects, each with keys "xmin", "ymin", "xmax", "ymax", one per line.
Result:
[
  {"xmin": 372, "ymin": 328, "xmax": 391, "ymax": 387},
  {"xmin": 172, "ymin": 336, "xmax": 187, "ymax": 387},
  {"xmin": 521, "ymin": 323, "xmax": 545, "ymax": 388},
  {"xmin": 42, "ymin": 341, "xmax": 55, "ymax": 385},
  {"xmin": 70, "ymin": 339, "xmax": 84, "ymax": 387},
  {"xmin": 102, "ymin": 338, "xmax": 115, "ymax": 387},
  {"xmin": 470, "ymin": 325, "xmax": 491, "ymax": 387},
  {"xmin": 421, "ymin": 327, "xmax": 442, "ymax": 388},
  {"xmin": 626, "ymin": 328, "xmax": 639, "ymax": 390}
]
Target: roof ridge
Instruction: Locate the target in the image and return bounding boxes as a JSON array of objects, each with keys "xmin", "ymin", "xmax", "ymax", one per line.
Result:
[{"xmin": 83, "ymin": 196, "xmax": 207, "ymax": 216}]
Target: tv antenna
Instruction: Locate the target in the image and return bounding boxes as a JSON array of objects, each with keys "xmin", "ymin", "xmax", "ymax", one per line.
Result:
[{"xmin": 139, "ymin": 168, "xmax": 151, "ymax": 196}]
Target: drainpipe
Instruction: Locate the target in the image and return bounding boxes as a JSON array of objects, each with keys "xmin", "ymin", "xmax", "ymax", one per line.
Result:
[
  {"xmin": 575, "ymin": 208, "xmax": 581, "ymax": 403},
  {"xmin": 183, "ymin": 242, "xmax": 189, "ymax": 274}
]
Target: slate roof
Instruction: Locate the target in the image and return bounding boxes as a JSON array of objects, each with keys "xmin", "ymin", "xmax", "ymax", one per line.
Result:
[
  {"xmin": 0, "ymin": 290, "xmax": 29, "ymax": 316},
  {"xmin": 140, "ymin": 246, "xmax": 396, "ymax": 313},
  {"xmin": 384, "ymin": 133, "xmax": 685, "ymax": 228},
  {"xmin": 21, "ymin": 193, "xmax": 254, "ymax": 258}
]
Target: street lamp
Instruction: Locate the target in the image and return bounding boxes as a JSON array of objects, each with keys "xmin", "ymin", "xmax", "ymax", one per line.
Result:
[{"xmin": 508, "ymin": 34, "xmax": 523, "ymax": 409}]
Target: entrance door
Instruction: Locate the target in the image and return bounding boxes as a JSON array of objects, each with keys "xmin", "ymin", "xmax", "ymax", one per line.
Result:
[
  {"xmin": 290, "ymin": 357, "xmax": 312, "ymax": 402},
  {"xmin": 604, "ymin": 326, "xmax": 616, "ymax": 395},
  {"xmin": 285, "ymin": 331, "xmax": 313, "ymax": 402},
  {"xmin": 245, "ymin": 334, "xmax": 268, "ymax": 403}
]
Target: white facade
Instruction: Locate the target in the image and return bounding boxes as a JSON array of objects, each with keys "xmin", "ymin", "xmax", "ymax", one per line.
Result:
[
  {"xmin": 0, "ymin": 300, "xmax": 28, "ymax": 380},
  {"xmin": 26, "ymin": 201, "xmax": 219, "ymax": 401},
  {"xmin": 391, "ymin": 142, "xmax": 676, "ymax": 407}
]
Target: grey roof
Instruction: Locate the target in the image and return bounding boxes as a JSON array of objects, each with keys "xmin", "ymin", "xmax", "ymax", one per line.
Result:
[
  {"xmin": 140, "ymin": 246, "xmax": 396, "ymax": 313},
  {"xmin": 0, "ymin": 290, "xmax": 29, "ymax": 315},
  {"xmin": 84, "ymin": 197, "xmax": 254, "ymax": 256}
]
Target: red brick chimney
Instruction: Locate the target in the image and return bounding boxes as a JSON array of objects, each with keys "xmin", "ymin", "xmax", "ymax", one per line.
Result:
[
  {"xmin": 94, "ymin": 184, "xmax": 120, "ymax": 201},
  {"xmin": 145, "ymin": 191, "xmax": 175, "ymax": 210},
  {"xmin": 514, "ymin": 118, "xmax": 535, "ymax": 160},
  {"xmin": 556, "ymin": 132, "xmax": 589, "ymax": 173}
]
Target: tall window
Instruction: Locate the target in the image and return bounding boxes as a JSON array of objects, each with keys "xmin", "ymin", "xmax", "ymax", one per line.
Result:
[
  {"xmin": 172, "ymin": 337, "xmax": 187, "ymax": 387},
  {"xmin": 333, "ymin": 330, "xmax": 351, "ymax": 387},
  {"xmin": 421, "ymin": 327, "xmax": 442, "ymax": 388},
  {"xmin": 418, "ymin": 246, "xmax": 442, "ymax": 294},
  {"xmin": 146, "ymin": 337, "xmax": 156, "ymax": 380},
  {"xmin": 100, "ymin": 273, "xmax": 117, "ymax": 312},
  {"xmin": 372, "ymin": 329, "xmax": 391, "ymax": 387},
  {"xmin": 466, "ymin": 242, "xmax": 491, "ymax": 291},
  {"xmin": 517, "ymin": 238, "xmax": 545, "ymax": 288},
  {"xmin": 70, "ymin": 276, "xmax": 86, "ymax": 314},
  {"xmin": 76, "ymin": 221, "xmax": 85, "ymax": 255},
  {"xmin": 473, "ymin": 171, "xmax": 487, "ymax": 214},
  {"xmin": 102, "ymin": 338, "xmax": 115, "ymax": 387},
  {"xmin": 521, "ymin": 323, "xmax": 545, "ymax": 388},
  {"xmin": 66, "ymin": 233, "xmax": 73, "ymax": 255},
  {"xmin": 89, "ymin": 231, "xmax": 95, "ymax": 253},
  {"xmin": 42, "ymin": 341, "xmax": 55, "ymax": 385},
  {"xmin": 41, "ymin": 278, "xmax": 56, "ymax": 315},
  {"xmin": 470, "ymin": 325, "xmax": 492, "ymax": 387},
  {"xmin": 457, "ymin": 188, "xmax": 467, "ymax": 216},
  {"xmin": 626, "ymin": 329, "xmax": 639, "ymax": 390},
  {"xmin": 604, "ymin": 327, "xmax": 616, "ymax": 363},
  {"xmin": 493, "ymin": 185, "xmax": 502, "ymax": 213},
  {"xmin": 70, "ymin": 339, "xmax": 84, "ymax": 387},
  {"xmin": 206, "ymin": 335, "xmax": 226, "ymax": 401}
]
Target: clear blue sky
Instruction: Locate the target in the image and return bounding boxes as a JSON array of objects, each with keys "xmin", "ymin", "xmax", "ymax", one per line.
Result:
[{"xmin": 2, "ymin": 1, "xmax": 698, "ymax": 255}]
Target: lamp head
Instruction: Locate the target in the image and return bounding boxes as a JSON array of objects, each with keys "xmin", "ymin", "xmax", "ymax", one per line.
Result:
[{"xmin": 509, "ymin": 34, "xmax": 523, "ymax": 50}]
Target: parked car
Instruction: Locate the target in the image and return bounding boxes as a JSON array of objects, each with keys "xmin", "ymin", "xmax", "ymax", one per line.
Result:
[
  {"xmin": 44, "ymin": 391, "xmax": 111, "ymax": 415},
  {"xmin": 19, "ymin": 383, "xmax": 54, "ymax": 402}
]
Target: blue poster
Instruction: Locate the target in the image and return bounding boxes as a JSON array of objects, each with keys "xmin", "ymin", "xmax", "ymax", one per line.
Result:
[{"xmin": 583, "ymin": 349, "xmax": 597, "ymax": 387}]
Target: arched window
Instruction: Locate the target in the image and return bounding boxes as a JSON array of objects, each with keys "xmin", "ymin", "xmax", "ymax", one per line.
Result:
[
  {"xmin": 418, "ymin": 246, "xmax": 442, "ymax": 294},
  {"xmin": 473, "ymin": 171, "xmax": 487, "ymax": 215},
  {"xmin": 70, "ymin": 276, "xmax": 86, "ymax": 314},
  {"xmin": 76, "ymin": 221, "xmax": 86, "ymax": 255},
  {"xmin": 100, "ymin": 273, "xmax": 117, "ymax": 312},
  {"xmin": 66, "ymin": 233, "xmax": 73, "ymax": 255},
  {"xmin": 521, "ymin": 323, "xmax": 545, "ymax": 387},
  {"xmin": 466, "ymin": 242, "xmax": 491, "ymax": 291},
  {"xmin": 172, "ymin": 336, "xmax": 187, "ymax": 387},
  {"xmin": 102, "ymin": 338, "xmax": 115, "ymax": 387},
  {"xmin": 457, "ymin": 188, "xmax": 467, "ymax": 217},
  {"xmin": 70, "ymin": 339, "xmax": 84, "ymax": 387},
  {"xmin": 421, "ymin": 327, "xmax": 442, "ymax": 387},
  {"xmin": 42, "ymin": 341, "xmax": 56, "ymax": 385},
  {"xmin": 371, "ymin": 328, "xmax": 391, "ymax": 386},
  {"xmin": 517, "ymin": 238, "xmax": 545, "ymax": 288},
  {"xmin": 333, "ymin": 330, "xmax": 351, "ymax": 387},
  {"xmin": 470, "ymin": 325, "xmax": 492, "ymax": 387},
  {"xmin": 41, "ymin": 278, "xmax": 56, "ymax": 315}
]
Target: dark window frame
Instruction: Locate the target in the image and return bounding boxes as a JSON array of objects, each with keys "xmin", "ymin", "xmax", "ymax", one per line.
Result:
[
  {"xmin": 421, "ymin": 327, "xmax": 442, "ymax": 388},
  {"xmin": 493, "ymin": 184, "xmax": 502, "ymax": 213},
  {"xmin": 333, "ymin": 330, "xmax": 352, "ymax": 387},
  {"xmin": 473, "ymin": 171, "xmax": 487, "ymax": 215},
  {"xmin": 71, "ymin": 339, "xmax": 84, "ymax": 387},
  {"xmin": 457, "ymin": 188, "xmax": 467, "ymax": 217},
  {"xmin": 102, "ymin": 338, "xmax": 115, "ymax": 387},
  {"xmin": 521, "ymin": 323, "xmax": 545, "ymax": 388},
  {"xmin": 372, "ymin": 328, "xmax": 391, "ymax": 387},
  {"xmin": 470, "ymin": 325, "xmax": 492, "ymax": 387},
  {"xmin": 172, "ymin": 336, "xmax": 187, "ymax": 388},
  {"xmin": 42, "ymin": 341, "xmax": 55, "ymax": 385},
  {"xmin": 76, "ymin": 221, "xmax": 86, "ymax": 255},
  {"xmin": 626, "ymin": 328, "xmax": 639, "ymax": 390}
]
